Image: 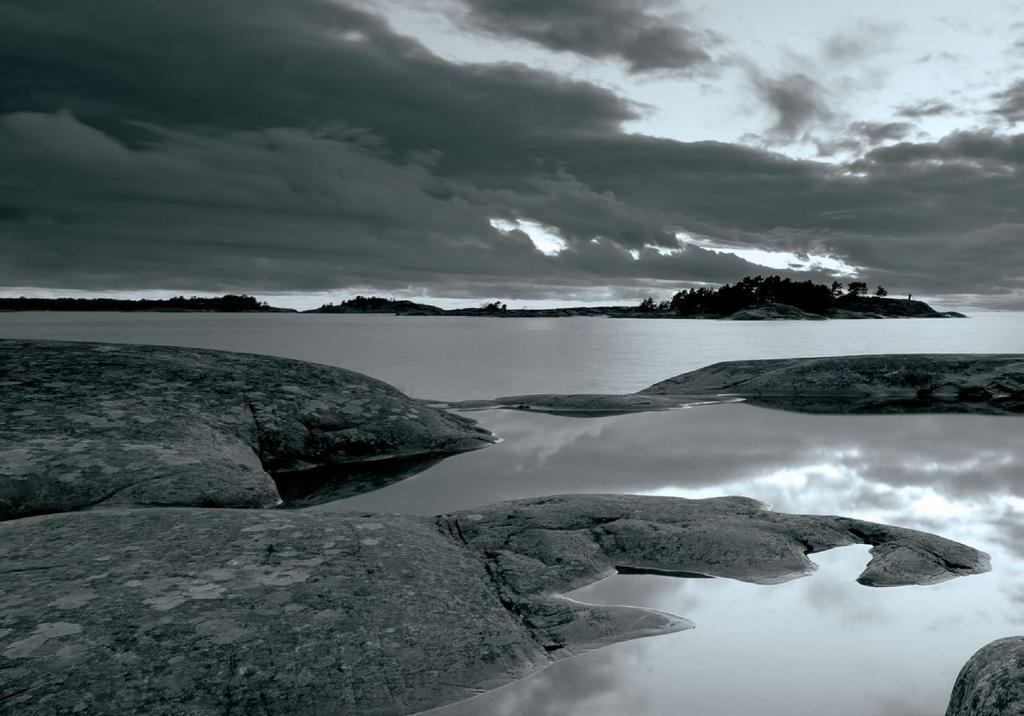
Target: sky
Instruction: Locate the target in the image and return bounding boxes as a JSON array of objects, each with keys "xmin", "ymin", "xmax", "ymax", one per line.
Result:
[{"xmin": 2, "ymin": 0, "xmax": 1024, "ymax": 309}]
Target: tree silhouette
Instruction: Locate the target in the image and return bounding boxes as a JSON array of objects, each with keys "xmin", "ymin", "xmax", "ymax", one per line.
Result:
[
  {"xmin": 668, "ymin": 275, "xmax": 834, "ymax": 316},
  {"xmin": 874, "ymin": 285, "xmax": 888, "ymax": 297},
  {"xmin": 847, "ymin": 281, "xmax": 868, "ymax": 297}
]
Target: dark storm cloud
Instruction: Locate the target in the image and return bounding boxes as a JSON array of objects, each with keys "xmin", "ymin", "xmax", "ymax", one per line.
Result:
[
  {"xmin": 1, "ymin": 0, "xmax": 1022, "ymax": 302},
  {"xmin": 747, "ymin": 71, "xmax": 832, "ymax": 141},
  {"xmin": 855, "ymin": 130, "xmax": 1024, "ymax": 166},
  {"xmin": 0, "ymin": 109, "xmax": 784, "ymax": 294},
  {"xmin": 454, "ymin": 0, "xmax": 713, "ymax": 74},
  {"xmin": 816, "ymin": 121, "xmax": 916, "ymax": 155},
  {"xmin": 0, "ymin": 0, "xmax": 638, "ymax": 171},
  {"xmin": 847, "ymin": 121, "xmax": 915, "ymax": 145},
  {"xmin": 895, "ymin": 100, "xmax": 958, "ymax": 118},
  {"xmin": 992, "ymin": 79, "xmax": 1024, "ymax": 123}
]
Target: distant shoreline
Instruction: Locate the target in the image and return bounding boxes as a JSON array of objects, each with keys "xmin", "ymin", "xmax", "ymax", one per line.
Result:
[
  {"xmin": 0, "ymin": 294, "xmax": 967, "ymax": 319},
  {"xmin": 0, "ymin": 295, "xmax": 296, "ymax": 313},
  {"xmin": 306, "ymin": 298, "xmax": 965, "ymax": 320}
]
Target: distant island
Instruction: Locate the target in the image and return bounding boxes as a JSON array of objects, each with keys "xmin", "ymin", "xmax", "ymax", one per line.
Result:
[
  {"xmin": 0, "ymin": 294, "xmax": 295, "ymax": 313},
  {"xmin": 0, "ymin": 278, "xmax": 965, "ymax": 318},
  {"xmin": 310, "ymin": 277, "xmax": 966, "ymax": 319}
]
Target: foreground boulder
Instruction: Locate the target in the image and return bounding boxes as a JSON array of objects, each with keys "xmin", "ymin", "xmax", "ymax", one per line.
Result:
[
  {"xmin": 0, "ymin": 494, "xmax": 990, "ymax": 715},
  {"xmin": 447, "ymin": 354, "xmax": 1024, "ymax": 416},
  {"xmin": 0, "ymin": 340, "xmax": 494, "ymax": 518},
  {"xmin": 946, "ymin": 637, "xmax": 1024, "ymax": 715}
]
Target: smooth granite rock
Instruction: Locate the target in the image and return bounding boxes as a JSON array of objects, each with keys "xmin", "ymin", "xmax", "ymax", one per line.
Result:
[
  {"xmin": 728, "ymin": 304, "xmax": 826, "ymax": 320},
  {"xmin": 641, "ymin": 355, "xmax": 1024, "ymax": 415},
  {"xmin": 946, "ymin": 637, "xmax": 1024, "ymax": 716},
  {"xmin": 446, "ymin": 354, "xmax": 1024, "ymax": 416},
  {"xmin": 0, "ymin": 340, "xmax": 495, "ymax": 518},
  {"xmin": 0, "ymin": 495, "xmax": 990, "ymax": 715}
]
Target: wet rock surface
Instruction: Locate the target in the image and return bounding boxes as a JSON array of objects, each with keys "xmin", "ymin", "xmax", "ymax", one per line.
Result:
[
  {"xmin": 946, "ymin": 637, "xmax": 1024, "ymax": 716},
  {"xmin": 447, "ymin": 354, "xmax": 1024, "ymax": 416},
  {"xmin": 0, "ymin": 340, "xmax": 494, "ymax": 518},
  {"xmin": 445, "ymin": 494, "xmax": 991, "ymax": 591},
  {"xmin": 0, "ymin": 495, "xmax": 990, "ymax": 715}
]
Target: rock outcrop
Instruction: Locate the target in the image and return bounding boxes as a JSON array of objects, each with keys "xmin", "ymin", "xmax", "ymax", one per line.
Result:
[
  {"xmin": 642, "ymin": 354, "xmax": 1024, "ymax": 414},
  {"xmin": 0, "ymin": 340, "xmax": 495, "ymax": 519},
  {"xmin": 824, "ymin": 295, "xmax": 965, "ymax": 319},
  {"xmin": 946, "ymin": 637, "xmax": 1024, "ymax": 716},
  {"xmin": 446, "ymin": 354, "xmax": 1024, "ymax": 416},
  {"xmin": 0, "ymin": 494, "xmax": 990, "ymax": 715},
  {"xmin": 729, "ymin": 304, "xmax": 826, "ymax": 320}
]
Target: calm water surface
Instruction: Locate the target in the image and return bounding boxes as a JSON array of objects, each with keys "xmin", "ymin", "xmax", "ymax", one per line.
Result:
[
  {"xmin": 1, "ymin": 312, "xmax": 1022, "ymax": 398},
  {"xmin": 2, "ymin": 312, "xmax": 1023, "ymax": 715},
  {"xmin": 360, "ymin": 406, "xmax": 1023, "ymax": 716}
]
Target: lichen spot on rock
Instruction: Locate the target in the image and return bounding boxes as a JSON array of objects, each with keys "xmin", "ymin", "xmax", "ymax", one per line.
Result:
[{"xmin": 4, "ymin": 622, "xmax": 84, "ymax": 659}]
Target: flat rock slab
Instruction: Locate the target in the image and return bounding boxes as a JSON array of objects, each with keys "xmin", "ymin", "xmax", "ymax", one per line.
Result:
[
  {"xmin": 0, "ymin": 495, "xmax": 990, "ymax": 715},
  {"xmin": 446, "ymin": 354, "xmax": 1024, "ymax": 416},
  {"xmin": 946, "ymin": 636, "xmax": 1024, "ymax": 716},
  {"xmin": 0, "ymin": 340, "xmax": 494, "ymax": 518}
]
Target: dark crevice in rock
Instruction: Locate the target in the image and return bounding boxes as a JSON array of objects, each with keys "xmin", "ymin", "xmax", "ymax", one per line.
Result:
[
  {"xmin": 1, "ymin": 686, "xmax": 34, "ymax": 704},
  {"xmin": 83, "ymin": 473, "xmax": 175, "ymax": 509},
  {"xmin": 437, "ymin": 516, "xmax": 525, "ymax": 620}
]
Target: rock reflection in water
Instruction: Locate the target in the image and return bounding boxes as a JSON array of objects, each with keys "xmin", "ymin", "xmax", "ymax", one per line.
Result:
[
  {"xmin": 274, "ymin": 452, "xmax": 447, "ymax": 507},
  {"xmin": 425, "ymin": 545, "xmax": 1010, "ymax": 716},
  {"xmin": 326, "ymin": 404, "xmax": 1023, "ymax": 716},
  {"xmin": 329, "ymin": 404, "xmax": 1022, "ymax": 518}
]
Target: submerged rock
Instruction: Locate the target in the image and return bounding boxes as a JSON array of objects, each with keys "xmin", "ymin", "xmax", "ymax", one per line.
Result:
[
  {"xmin": 445, "ymin": 392, "xmax": 700, "ymax": 417},
  {"xmin": 0, "ymin": 494, "xmax": 989, "ymax": 715},
  {"xmin": 447, "ymin": 354, "xmax": 1024, "ymax": 416},
  {"xmin": 0, "ymin": 340, "xmax": 495, "ymax": 518},
  {"xmin": 946, "ymin": 637, "xmax": 1024, "ymax": 716}
]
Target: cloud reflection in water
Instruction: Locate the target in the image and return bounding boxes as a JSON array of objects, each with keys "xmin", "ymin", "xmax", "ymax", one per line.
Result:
[{"xmin": 329, "ymin": 404, "xmax": 1022, "ymax": 716}]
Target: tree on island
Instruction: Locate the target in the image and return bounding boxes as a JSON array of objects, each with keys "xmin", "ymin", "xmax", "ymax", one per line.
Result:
[
  {"xmin": 846, "ymin": 281, "xmax": 868, "ymax": 297},
  {"xmin": 336, "ymin": 295, "xmax": 395, "ymax": 312},
  {"xmin": 875, "ymin": 285, "xmax": 888, "ymax": 297},
  {"xmin": 668, "ymin": 275, "xmax": 836, "ymax": 316},
  {"xmin": 0, "ymin": 294, "xmax": 270, "ymax": 312}
]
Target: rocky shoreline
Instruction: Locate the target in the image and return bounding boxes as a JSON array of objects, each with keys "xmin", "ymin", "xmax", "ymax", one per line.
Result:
[
  {"xmin": 0, "ymin": 341, "xmax": 1020, "ymax": 714},
  {"xmin": 0, "ymin": 496, "xmax": 992, "ymax": 715}
]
